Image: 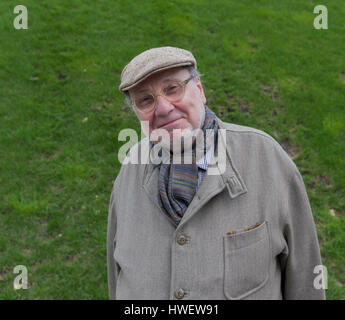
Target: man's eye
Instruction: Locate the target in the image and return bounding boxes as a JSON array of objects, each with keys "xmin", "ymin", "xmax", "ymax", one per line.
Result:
[
  {"xmin": 137, "ymin": 96, "xmax": 154, "ymax": 108},
  {"xmin": 140, "ymin": 96, "xmax": 152, "ymax": 104},
  {"xmin": 165, "ymin": 85, "xmax": 179, "ymax": 95}
]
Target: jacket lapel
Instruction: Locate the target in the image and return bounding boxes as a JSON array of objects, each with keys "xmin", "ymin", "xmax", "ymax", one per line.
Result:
[{"xmin": 142, "ymin": 117, "xmax": 248, "ymax": 228}]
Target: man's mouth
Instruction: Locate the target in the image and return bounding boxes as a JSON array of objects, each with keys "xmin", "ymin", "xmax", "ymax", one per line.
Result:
[{"xmin": 158, "ymin": 118, "xmax": 183, "ymax": 130}]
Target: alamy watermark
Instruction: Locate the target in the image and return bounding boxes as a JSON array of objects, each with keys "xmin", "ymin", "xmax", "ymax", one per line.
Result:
[
  {"xmin": 314, "ymin": 5, "xmax": 328, "ymax": 29},
  {"xmin": 13, "ymin": 265, "xmax": 28, "ymax": 290},
  {"xmin": 13, "ymin": 5, "xmax": 28, "ymax": 30},
  {"xmin": 6, "ymin": 264, "xmax": 328, "ymax": 292},
  {"xmin": 12, "ymin": 5, "xmax": 328, "ymax": 31},
  {"xmin": 313, "ymin": 265, "xmax": 328, "ymax": 290},
  {"xmin": 117, "ymin": 121, "xmax": 227, "ymax": 175}
]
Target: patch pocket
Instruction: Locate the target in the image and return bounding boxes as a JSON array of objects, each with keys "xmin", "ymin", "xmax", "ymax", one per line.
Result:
[{"xmin": 223, "ymin": 221, "xmax": 270, "ymax": 300}]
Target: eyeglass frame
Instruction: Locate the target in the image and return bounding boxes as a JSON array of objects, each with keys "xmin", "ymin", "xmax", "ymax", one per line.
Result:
[{"xmin": 130, "ymin": 75, "xmax": 196, "ymax": 114}]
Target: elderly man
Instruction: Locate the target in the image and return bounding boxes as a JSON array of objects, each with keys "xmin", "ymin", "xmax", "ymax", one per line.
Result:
[{"xmin": 107, "ymin": 46, "xmax": 325, "ymax": 300}]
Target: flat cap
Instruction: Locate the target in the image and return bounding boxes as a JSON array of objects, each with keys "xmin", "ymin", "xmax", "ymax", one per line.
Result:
[{"xmin": 119, "ymin": 46, "xmax": 197, "ymax": 92}]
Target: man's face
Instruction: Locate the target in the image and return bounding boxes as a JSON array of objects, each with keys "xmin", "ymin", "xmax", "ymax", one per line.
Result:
[{"xmin": 128, "ymin": 67, "xmax": 206, "ymax": 142}]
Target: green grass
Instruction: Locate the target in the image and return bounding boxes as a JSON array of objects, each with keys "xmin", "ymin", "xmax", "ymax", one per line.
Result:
[{"xmin": 0, "ymin": 0, "xmax": 344, "ymax": 299}]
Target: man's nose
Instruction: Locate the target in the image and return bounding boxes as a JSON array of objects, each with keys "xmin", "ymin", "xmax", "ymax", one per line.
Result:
[{"xmin": 154, "ymin": 95, "xmax": 174, "ymax": 116}]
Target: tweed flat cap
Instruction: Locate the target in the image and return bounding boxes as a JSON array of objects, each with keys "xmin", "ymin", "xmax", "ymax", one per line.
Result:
[{"xmin": 119, "ymin": 46, "xmax": 197, "ymax": 92}]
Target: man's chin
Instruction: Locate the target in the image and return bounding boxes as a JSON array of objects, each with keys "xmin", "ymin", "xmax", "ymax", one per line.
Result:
[{"xmin": 150, "ymin": 124, "xmax": 203, "ymax": 151}]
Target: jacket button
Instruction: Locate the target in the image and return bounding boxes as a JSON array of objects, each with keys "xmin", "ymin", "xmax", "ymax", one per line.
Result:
[
  {"xmin": 174, "ymin": 288, "xmax": 185, "ymax": 299},
  {"xmin": 177, "ymin": 234, "xmax": 187, "ymax": 246}
]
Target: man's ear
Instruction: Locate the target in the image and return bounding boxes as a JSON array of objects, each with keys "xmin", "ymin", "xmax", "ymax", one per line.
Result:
[
  {"xmin": 195, "ymin": 77, "xmax": 207, "ymax": 104},
  {"xmin": 127, "ymin": 91, "xmax": 133, "ymax": 104}
]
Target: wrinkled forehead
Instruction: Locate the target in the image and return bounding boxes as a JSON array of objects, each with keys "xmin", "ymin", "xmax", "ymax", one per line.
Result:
[{"xmin": 129, "ymin": 67, "xmax": 190, "ymax": 94}]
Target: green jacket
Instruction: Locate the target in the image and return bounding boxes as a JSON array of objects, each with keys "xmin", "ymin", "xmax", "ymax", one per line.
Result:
[{"xmin": 107, "ymin": 117, "xmax": 325, "ymax": 300}]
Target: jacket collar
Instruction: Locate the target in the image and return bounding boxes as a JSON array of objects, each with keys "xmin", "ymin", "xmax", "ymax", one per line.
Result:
[{"xmin": 141, "ymin": 116, "xmax": 248, "ymax": 227}]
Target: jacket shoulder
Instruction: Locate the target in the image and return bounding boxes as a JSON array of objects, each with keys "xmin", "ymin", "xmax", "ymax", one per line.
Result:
[
  {"xmin": 218, "ymin": 119, "xmax": 277, "ymax": 144},
  {"xmin": 218, "ymin": 118, "xmax": 299, "ymax": 175}
]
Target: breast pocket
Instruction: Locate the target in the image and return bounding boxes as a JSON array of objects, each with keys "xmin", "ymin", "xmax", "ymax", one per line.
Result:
[{"xmin": 223, "ymin": 221, "xmax": 271, "ymax": 300}]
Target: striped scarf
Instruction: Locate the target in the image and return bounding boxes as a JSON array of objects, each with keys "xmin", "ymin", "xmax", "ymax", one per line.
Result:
[{"xmin": 158, "ymin": 105, "xmax": 218, "ymax": 226}]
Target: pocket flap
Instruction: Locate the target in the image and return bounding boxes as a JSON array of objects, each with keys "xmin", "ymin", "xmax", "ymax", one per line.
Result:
[{"xmin": 225, "ymin": 221, "xmax": 268, "ymax": 250}]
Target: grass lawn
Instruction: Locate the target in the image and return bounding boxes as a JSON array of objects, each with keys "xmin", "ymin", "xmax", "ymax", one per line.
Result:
[{"xmin": 0, "ymin": 0, "xmax": 344, "ymax": 299}]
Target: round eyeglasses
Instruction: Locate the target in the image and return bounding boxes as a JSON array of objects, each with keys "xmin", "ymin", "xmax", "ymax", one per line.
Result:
[{"xmin": 131, "ymin": 75, "xmax": 195, "ymax": 114}]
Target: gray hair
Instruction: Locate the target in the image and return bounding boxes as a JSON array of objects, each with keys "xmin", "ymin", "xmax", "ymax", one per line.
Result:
[{"xmin": 124, "ymin": 66, "xmax": 202, "ymax": 110}]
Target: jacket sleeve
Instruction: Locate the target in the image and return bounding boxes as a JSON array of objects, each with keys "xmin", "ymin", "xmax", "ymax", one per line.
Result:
[
  {"xmin": 280, "ymin": 170, "xmax": 326, "ymax": 300},
  {"xmin": 107, "ymin": 184, "xmax": 120, "ymax": 300}
]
